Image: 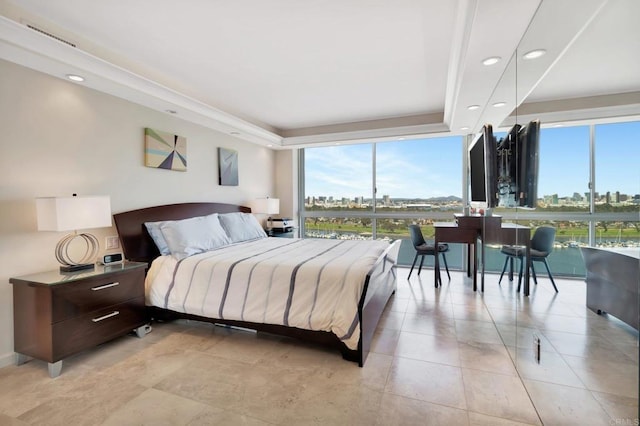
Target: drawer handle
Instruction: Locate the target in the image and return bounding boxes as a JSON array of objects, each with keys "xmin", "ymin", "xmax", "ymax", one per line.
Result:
[
  {"xmin": 91, "ymin": 282, "xmax": 120, "ymax": 291},
  {"xmin": 92, "ymin": 311, "xmax": 120, "ymax": 323}
]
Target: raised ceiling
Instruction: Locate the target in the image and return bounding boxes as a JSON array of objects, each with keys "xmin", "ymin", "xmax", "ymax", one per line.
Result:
[{"xmin": 1, "ymin": 0, "xmax": 639, "ymax": 148}]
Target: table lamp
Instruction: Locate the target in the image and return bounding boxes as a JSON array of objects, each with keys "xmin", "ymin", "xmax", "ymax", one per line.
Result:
[
  {"xmin": 36, "ymin": 194, "xmax": 112, "ymax": 272},
  {"xmin": 251, "ymin": 197, "xmax": 280, "ymax": 230}
]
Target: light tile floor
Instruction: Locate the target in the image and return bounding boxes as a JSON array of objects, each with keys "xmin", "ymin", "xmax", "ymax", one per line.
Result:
[{"xmin": 0, "ymin": 268, "xmax": 637, "ymax": 425}]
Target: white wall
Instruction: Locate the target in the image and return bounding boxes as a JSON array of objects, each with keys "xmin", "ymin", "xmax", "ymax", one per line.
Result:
[
  {"xmin": 0, "ymin": 59, "xmax": 277, "ymax": 367},
  {"xmin": 275, "ymin": 149, "xmax": 299, "ymax": 231}
]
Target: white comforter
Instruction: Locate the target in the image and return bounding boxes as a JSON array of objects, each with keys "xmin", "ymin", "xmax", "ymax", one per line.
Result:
[{"xmin": 145, "ymin": 237, "xmax": 392, "ymax": 349}]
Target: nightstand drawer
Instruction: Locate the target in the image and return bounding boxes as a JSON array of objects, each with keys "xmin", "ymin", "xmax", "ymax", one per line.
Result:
[
  {"xmin": 51, "ymin": 297, "xmax": 146, "ymax": 361},
  {"xmin": 51, "ymin": 268, "xmax": 145, "ymax": 323}
]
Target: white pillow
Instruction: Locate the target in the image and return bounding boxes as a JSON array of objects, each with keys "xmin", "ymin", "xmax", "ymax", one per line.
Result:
[
  {"xmin": 144, "ymin": 221, "xmax": 171, "ymax": 255},
  {"xmin": 159, "ymin": 213, "xmax": 232, "ymax": 260},
  {"xmin": 218, "ymin": 212, "xmax": 267, "ymax": 243}
]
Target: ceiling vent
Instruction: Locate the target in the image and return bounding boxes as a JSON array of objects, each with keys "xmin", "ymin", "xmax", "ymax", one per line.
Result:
[{"xmin": 25, "ymin": 23, "xmax": 76, "ymax": 48}]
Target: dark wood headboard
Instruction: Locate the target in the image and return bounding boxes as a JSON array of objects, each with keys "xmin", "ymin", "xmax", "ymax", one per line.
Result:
[{"xmin": 113, "ymin": 202, "xmax": 251, "ymax": 263}]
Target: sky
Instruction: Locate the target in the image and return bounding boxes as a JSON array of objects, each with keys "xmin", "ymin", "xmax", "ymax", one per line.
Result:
[
  {"xmin": 304, "ymin": 136, "xmax": 462, "ymax": 199},
  {"xmin": 537, "ymin": 122, "xmax": 640, "ymax": 197},
  {"xmin": 304, "ymin": 120, "xmax": 640, "ymax": 200}
]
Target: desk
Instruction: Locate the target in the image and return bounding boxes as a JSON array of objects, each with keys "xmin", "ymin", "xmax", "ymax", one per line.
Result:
[{"xmin": 434, "ymin": 217, "xmax": 532, "ymax": 295}]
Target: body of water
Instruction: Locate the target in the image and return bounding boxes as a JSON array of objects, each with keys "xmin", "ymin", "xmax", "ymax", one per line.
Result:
[
  {"xmin": 395, "ymin": 240, "xmax": 588, "ymax": 277},
  {"xmin": 305, "ymin": 231, "xmax": 640, "ymax": 278}
]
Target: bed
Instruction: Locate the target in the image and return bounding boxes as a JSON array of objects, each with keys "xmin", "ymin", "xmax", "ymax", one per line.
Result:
[{"xmin": 113, "ymin": 202, "xmax": 400, "ymax": 366}]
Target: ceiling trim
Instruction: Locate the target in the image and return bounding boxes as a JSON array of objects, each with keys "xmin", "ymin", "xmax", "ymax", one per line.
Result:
[
  {"xmin": 281, "ymin": 121, "xmax": 451, "ymax": 149},
  {"xmin": 0, "ymin": 15, "xmax": 283, "ymax": 147},
  {"xmin": 280, "ymin": 112, "xmax": 444, "ymax": 138},
  {"xmin": 503, "ymin": 92, "xmax": 640, "ymax": 127},
  {"xmin": 442, "ymin": 0, "xmax": 477, "ymax": 128}
]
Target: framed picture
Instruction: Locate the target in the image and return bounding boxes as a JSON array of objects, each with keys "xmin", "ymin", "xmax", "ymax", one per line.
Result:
[
  {"xmin": 144, "ymin": 128, "xmax": 187, "ymax": 171},
  {"xmin": 218, "ymin": 147, "xmax": 238, "ymax": 186}
]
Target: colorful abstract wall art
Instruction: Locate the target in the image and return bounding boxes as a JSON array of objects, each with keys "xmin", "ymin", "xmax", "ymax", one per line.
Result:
[{"xmin": 144, "ymin": 128, "xmax": 187, "ymax": 171}]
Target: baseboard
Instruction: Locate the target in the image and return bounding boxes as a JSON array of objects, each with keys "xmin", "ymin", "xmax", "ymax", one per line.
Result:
[{"xmin": 0, "ymin": 352, "xmax": 14, "ymax": 369}]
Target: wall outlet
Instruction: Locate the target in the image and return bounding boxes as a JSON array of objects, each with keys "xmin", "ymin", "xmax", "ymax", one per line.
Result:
[{"xmin": 105, "ymin": 236, "xmax": 120, "ymax": 250}]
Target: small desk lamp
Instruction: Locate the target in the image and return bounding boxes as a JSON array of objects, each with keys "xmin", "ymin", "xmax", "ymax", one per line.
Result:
[
  {"xmin": 36, "ymin": 194, "xmax": 112, "ymax": 272},
  {"xmin": 251, "ymin": 197, "xmax": 280, "ymax": 231}
]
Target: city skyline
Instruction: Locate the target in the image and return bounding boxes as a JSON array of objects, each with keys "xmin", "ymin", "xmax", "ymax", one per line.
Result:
[{"xmin": 303, "ymin": 190, "xmax": 639, "ymax": 210}]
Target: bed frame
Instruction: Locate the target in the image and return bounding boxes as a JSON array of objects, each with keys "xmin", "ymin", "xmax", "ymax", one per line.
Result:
[{"xmin": 113, "ymin": 202, "xmax": 399, "ymax": 366}]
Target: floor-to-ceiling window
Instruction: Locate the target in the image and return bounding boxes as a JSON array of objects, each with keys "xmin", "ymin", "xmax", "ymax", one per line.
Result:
[
  {"xmin": 302, "ymin": 136, "xmax": 463, "ymax": 266},
  {"xmin": 593, "ymin": 121, "xmax": 640, "ymax": 251},
  {"xmin": 300, "ymin": 119, "xmax": 640, "ymax": 277},
  {"xmin": 474, "ymin": 120, "xmax": 639, "ymax": 277},
  {"xmin": 486, "ymin": 124, "xmax": 592, "ymax": 276},
  {"xmin": 303, "ymin": 143, "xmax": 373, "ymax": 239}
]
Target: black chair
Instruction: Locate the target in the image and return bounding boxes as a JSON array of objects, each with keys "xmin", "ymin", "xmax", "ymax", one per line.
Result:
[
  {"xmin": 408, "ymin": 225, "xmax": 450, "ymax": 283},
  {"xmin": 498, "ymin": 226, "xmax": 558, "ymax": 293}
]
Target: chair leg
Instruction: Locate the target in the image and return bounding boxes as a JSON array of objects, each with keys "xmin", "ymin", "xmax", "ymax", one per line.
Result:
[
  {"xmin": 417, "ymin": 255, "xmax": 425, "ymax": 276},
  {"xmin": 543, "ymin": 259, "xmax": 559, "ymax": 293},
  {"xmin": 530, "ymin": 262, "xmax": 538, "ymax": 285},
  {"xmin": 517, "ymin": 258, "xmax": 524, "ymax": 293},
  {"xmin": 508, "ymin": 257, "xmax": 514, "ymax": 281},
  {"xmin": 498, "ymin": 256, "xmax": 509, "ymax": 284},
  {"xmin": 442, "ymin": 253, "xmax": 451, "ymax": 280},
  {"xmin": 408, "ymin": 253, "xmax": 418, "ymax": 279}
]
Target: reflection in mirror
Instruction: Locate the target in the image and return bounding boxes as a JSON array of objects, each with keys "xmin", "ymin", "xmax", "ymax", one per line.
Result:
[{"xmin": 497, "ymin": 1, "xmax": 640, "ymax": 422}]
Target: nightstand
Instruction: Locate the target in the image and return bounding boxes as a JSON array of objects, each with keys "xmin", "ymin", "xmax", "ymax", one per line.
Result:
[
  {"xmin": 10, "ymin": 261, "xmax": 148, "ymax": 377},
  {"xmin": 267, "ymin": 229, "xmax": 296, "ymax": 238}
]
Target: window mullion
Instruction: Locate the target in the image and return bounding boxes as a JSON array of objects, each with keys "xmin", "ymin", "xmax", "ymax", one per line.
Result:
[
  {"xmin": 588, "ymin": 124, "xmax": 596, "ymax": 247},
  {"xmin": 372, "ymin": 143, "xmax": 376, "ymax": 238}
]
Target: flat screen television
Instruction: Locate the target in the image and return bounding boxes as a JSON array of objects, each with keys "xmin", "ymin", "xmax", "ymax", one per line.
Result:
[
  {"xmin": 517, "ymin": 120, "xmax": 540, "ymax": 208},
  {"xmin": 468, "ymin": 124, "xmax": 498, "ymax": 209},
  {"xmin": 495, "ymin": 120, "xmax": 540, "ymax": 208},
  {"xmin": 496, "ymin": 124, "xmax": 521, "ymax": 207}
]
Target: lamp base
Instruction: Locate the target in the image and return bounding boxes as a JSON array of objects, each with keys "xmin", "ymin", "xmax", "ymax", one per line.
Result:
[{"xmin": 60, "ymin": 263, "xmax": 95, "ymax": 273}]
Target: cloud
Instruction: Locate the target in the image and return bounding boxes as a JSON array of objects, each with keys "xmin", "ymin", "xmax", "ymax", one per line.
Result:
[{"xmin": 304, "ymin": 140, "xmax": 464, "ymax": 198}]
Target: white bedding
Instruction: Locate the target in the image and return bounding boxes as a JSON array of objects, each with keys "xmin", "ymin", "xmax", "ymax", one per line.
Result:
[{"xmin": 145, "ymin": 237, "xmax": 393, "ymax": 350}]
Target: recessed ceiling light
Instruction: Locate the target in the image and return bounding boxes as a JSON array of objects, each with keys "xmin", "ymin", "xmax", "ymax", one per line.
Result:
[
  {"xmin": 460, "ymin": 126, "xmax": 470, "ymax": 131},
  {"xmin": 334, "ymin": 143, "xmax": 341, "ymax": 145},
  {"xmin": 66, "ymin": 74, "xmax": 84, "ymax": 82},
  {"xmin": 523, "ymin": 49, "xmax": 546, "ymax": 60},
  {"xmin": 165, "ymin": 109, "xmax": 177, "ymax": 114},
  {"xmin": 552, "ymin": 124, "xmax": 564, "ymax": 128},
  {"xmin": 482, "ymin": 56, "xmax": 501, "ymax": 66},
  {"xmin": 267, "ymin": 144, "xmax": 273, "ymax": 147},
  {"xmin": 398, "ymin": 137, "xmax": 405, "ymax": 141},
  {"xmin": 467, "ymin": 105, "xmax": 480, "ymax": 111},
  {"xmin": 492, "ymin": 102, "xmax": 506, "ymax": 107}
]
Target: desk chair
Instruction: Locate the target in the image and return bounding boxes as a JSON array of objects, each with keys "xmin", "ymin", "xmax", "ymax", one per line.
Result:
[
  {"xmin": 498, "ymin": 226, "xmax": 558, "ymax": 292},
  {"xmin": 408, "ymin": 225, "xmax": 450, "ymax": 281}
]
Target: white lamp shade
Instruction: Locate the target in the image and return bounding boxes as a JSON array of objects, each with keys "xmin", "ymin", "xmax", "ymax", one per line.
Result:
[
  {"xmin": 251, "ymin": 198, "xmax": 280, "ymax": 215},
  {"xmin": 36, "ymin": 196, "xmax": 112, "ymax": 232}
]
